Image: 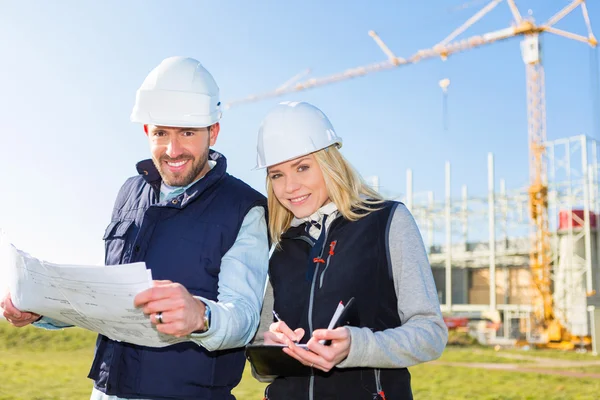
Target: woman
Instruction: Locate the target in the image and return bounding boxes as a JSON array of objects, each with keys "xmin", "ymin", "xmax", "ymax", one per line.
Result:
[{"xmin": 254, "ymin": 101, "xmax": 447, "ymax": 399}]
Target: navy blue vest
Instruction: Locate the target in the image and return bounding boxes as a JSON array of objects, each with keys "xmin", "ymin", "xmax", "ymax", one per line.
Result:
[
  {"xmin": 88, "ymin": 151, "xmax": 267, "ymax": 400},
  {"xmin": 266, "ymin": 201, "xmax": 413, "ymax": 400}
]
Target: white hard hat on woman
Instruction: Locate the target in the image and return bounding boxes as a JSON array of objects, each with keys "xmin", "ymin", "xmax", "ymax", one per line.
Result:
[{"xmin": 255, "ymin": 101, "xmax": 343, "ymax": 169}]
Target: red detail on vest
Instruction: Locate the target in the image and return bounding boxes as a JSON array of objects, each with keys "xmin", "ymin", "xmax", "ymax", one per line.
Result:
[
  {"xmin": 313, "ymin": 257, "xmax": 325, "ymax": 264},
  {"xmin": 378, "ymin": 391, "xmax": 386, "ymax": 400},
  {"xmin": 329, "ymin": 240, "xmax": 337, "ymax": 256}
]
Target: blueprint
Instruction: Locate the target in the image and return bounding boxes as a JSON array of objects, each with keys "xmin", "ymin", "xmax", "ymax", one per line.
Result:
[{"xmin": 0, "ymin": 234, "xmax": 187, "ymax": 348}]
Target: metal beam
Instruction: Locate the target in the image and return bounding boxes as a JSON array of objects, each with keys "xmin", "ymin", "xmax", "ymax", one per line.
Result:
[
  {"xmin": 543, "ymin": 0, "xmax": 583, "ymax": 29},
  {"xmin": 506, "ymin": 0, "xmax": 523, "ymax": 24},
  {"xmin": 542, "ymin": 26, "xmax": 596, "ymax": 46},
  {"xmin": 436, "ymin": 0, "xmax": 502, "ymax": 47},
  {"xmin": 368, "ymin": 31, "xmax": 399, "ymax": 64}
]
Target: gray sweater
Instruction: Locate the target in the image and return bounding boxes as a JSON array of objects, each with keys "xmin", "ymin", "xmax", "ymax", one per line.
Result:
[{"xmin": 254, "ymin": 203, "xmax": 448, "ymax": 374}]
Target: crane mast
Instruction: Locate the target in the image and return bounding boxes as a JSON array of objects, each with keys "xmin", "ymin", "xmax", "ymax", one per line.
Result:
[{"xmin": 521, "ymin": 33, "xmax": 558, "ymax": 340}]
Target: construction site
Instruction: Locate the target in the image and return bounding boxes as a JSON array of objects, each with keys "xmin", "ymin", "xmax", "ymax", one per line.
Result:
[
  {"xmin": 395, "ymin": 135, "xmax": 600, "ymax": 351},
  {"xmin": 226, "ymin": 0, "xmax": 600, "ymax": 353},
  {"xmin": 5, "ymin": 2, "xmax": 600, "ymax": 399}
]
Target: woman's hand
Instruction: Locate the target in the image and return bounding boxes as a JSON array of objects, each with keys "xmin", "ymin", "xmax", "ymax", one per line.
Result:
[
  {"xmin": 264, "ymin": 321, "xmax": 305, "ymax": 345},
  {"xmin": 282, "ymin": 327, "xmax": 351, "ymax": 372}
]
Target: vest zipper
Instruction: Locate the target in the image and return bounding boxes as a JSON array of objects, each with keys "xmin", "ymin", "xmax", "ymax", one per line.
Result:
[
  {"xmin": 308, "ymin": 231, "xmax": 328, "ymax": 334},
  {"xmin": 318, "ymin": 240, "xmax": 337, "ymax": 289},
  {"xmin": 374, "ymin": 369, "xmax": 386, "ymax": 399},
  {"xmin": 308, "ymin": 227, "xmax": 330, "ymax": 400}
]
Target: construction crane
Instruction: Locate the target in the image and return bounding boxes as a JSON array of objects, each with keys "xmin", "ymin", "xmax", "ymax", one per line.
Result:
[{"xmin": 225, "ymin": 0, "xmax": 598, "ymax": 345}]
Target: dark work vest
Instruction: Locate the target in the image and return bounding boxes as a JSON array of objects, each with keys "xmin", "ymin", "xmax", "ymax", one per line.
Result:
[
  {"xmin": 88, "ymin": 151, "xmax": 267, "ymax": 400},
  {"xmin": 266, "ymin": 201, "xmax": 413, "ymax": 400}
]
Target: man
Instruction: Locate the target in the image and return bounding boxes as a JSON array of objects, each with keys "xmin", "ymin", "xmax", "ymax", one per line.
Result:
[{"xmin": 1, "ymin": 56, "xmax": 269, "ymax": 400}]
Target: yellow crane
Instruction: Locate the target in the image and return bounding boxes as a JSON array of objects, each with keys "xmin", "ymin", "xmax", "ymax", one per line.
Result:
[{"xmin": 225, "ymin": 1, "xmax": 598, "ymax": 345}]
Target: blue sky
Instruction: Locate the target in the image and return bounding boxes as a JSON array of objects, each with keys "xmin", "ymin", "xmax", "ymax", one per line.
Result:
[{"xmin": 0, "ymin": 0, "xmax": 598, "ymax": 265}]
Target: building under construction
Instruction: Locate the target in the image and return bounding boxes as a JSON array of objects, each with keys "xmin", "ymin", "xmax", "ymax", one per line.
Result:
[{"xmin": 380, "ymin": 134, "xmax": 600, "ymax": 351}]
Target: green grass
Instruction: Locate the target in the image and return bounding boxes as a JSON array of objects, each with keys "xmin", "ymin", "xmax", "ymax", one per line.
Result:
[
  {"xmin": 0, "ymin": 348, "xmax": 95, "ymax": 400},
  {"xmin": 233, "ymin": 364, "xmax": 268, "ymax": 399},
  {"xmin": 534, "ymin": 366, "xmax": 600, "ymax": 374},
  {"xmin": 0, "ymin": 322, "xmax": 269, "ymax": 399},
  {"xmin": 410, "ymin": 363, "xmax": 600, "ymax": 400},
  {"xmin": 2, "ymin": 321, "xmax": 600, "ymax": 399},
  {"xmin": 0, "ymin": 320, "xmax": 97, "ymax": 351},
  {"xmin": 438, "ymin": 347, "xmax": 529, "ymax": 364},
  {"xmin": 502, "ymin": 348, "xmax": 599, "ymax": 362}
]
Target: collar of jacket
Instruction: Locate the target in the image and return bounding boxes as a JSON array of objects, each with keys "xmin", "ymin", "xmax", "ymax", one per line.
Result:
[
  {"xmin": 281, "ymin": 213, "xmax": 345, "ymax": 244},
  {"xmin": 134, "ymin": 149, "xmax": 227, "ymax": 207},
  {"xmin": 280, "ymin": 200, "xmax": 381, "ymax": 242}
]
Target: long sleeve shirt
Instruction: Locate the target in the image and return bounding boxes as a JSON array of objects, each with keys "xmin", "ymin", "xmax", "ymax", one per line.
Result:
[{"xmin": 336, "ymin": 203, "xmax": 447, "ymax": 368}]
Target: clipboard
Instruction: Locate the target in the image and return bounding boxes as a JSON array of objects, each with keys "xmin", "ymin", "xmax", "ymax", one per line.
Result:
[
  {"xmin": 246, "ymin": 297, "xmax": 358, "ymax": 376},
  {"xmin": 245, "ymin": 344, "xmax": 312, "ymax": 377}
]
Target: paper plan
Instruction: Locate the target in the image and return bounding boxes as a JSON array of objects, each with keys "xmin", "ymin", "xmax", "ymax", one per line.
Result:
[{"xmin": 0, "ymin": 235, "xmax": 187, "ymax": 348}]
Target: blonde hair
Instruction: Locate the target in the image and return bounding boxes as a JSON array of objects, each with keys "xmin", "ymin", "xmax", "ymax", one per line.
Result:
[{"xmin": 266, "ymin": 146, "xmax": 384, "ymax": 245}]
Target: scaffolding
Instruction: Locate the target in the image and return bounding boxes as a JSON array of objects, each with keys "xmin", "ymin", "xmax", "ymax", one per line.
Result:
[
  {"xmin": 547, "ymin": 135, "xmax": 600, "ymax": 349},
  {"xmin": 386, "ymin": 134, "xmax": 600, "ymax": 347}
]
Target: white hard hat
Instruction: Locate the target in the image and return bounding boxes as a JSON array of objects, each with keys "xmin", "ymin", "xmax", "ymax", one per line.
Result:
[
  {"xmin": 255, "ymin": 101, "xmax": 342, "ymax": 169},
  {"xmin": 131, "ymin": 56, "xmax": 221, "ymax": 128}
]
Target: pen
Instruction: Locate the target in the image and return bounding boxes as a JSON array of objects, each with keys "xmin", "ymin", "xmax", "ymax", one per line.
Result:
[
  {"xmin": 319, "ymin": 301, "xmax": 344, "ymax": 345},
  {"xmin": 272, "ymin": 310, "xmax": 299, "ymax": 343},
  {"xmin": 272, "ymin": 310, "xmax": 282, "ymax": 322}
]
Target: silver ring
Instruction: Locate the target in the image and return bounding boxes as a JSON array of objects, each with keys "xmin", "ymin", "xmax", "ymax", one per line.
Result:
[{"xmin": 156, "ymin": 312, "xmax": 163, "ymax": 324}]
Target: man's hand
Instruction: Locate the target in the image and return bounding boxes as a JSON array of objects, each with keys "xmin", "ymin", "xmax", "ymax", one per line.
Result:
[
  {"xmin": 134, "ymin": 280, "xmax": 206, "ymax": 337},
  {"xmin": 1, "ymin": 292, "xmax": 41, "ymax": 327}
]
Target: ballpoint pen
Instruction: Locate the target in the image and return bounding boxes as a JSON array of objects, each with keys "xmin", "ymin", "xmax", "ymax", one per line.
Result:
[
  {"xmin": 272, "ymin": 310, "xmax": 283, "ymax": 322},
  {"xmin": 272, "ymin": 310, "xmax": 299, "ymax": 343}
]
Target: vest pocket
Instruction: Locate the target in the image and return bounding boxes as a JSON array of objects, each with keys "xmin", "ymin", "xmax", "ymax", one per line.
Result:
[{"xmin": 102, "ymin": 220, "xmax": 134, "ymax": 265}]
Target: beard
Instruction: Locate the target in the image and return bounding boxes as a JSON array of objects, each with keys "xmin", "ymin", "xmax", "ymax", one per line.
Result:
[{"xmin": 153, "ymin": 148, "xmax": 209, "ymax": 187}]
